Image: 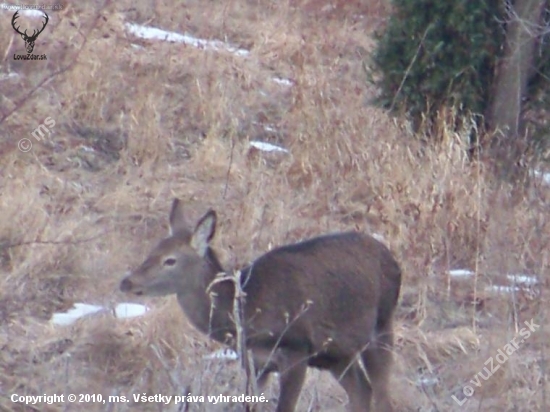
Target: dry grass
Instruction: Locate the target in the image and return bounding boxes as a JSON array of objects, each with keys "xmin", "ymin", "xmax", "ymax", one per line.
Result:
[{"xmin": 0, "ymin": 0, "xmax": 548, "ymax": 411}]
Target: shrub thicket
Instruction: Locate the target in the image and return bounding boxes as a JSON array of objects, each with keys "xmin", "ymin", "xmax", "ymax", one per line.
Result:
[{"xmin": 369, "ymin": 0, "xmax": 506, "ymax": 133}]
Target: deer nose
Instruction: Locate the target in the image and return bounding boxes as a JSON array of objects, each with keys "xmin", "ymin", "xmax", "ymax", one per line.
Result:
[{"xmin": 120, "ymin": 277, "xmax": 133, "ymax": 292}]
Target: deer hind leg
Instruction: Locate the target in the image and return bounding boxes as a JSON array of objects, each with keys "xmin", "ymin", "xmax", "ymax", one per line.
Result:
[
  {"xmin": 274, "ymin": 350, "xmax": 308, "ymax": 412},
  {"xmin": 331, "ymin": 359, "xmax": 373, "ymax": 412},
  {"xmin": 361, "ymin": 321, "xmax": 395, "ymax": 412}
]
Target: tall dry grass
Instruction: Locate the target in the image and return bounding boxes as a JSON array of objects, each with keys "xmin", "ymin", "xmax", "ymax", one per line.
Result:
[{"xmin": 0, "ymin": 0, "xmax": 548, "ymax": 411}]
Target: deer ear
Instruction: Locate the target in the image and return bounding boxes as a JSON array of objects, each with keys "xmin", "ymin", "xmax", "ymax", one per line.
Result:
[
  {"xmin": 168, "ymin": 198, "xmax": 189, "ymax": 236},
  {"xmin": 191, "ymin": 210, "xmax": 216, "ymax": 257}
]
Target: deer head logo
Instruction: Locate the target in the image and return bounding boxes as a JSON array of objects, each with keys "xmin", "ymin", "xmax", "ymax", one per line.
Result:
[{"xmin": 11, "ymin": 11, "xmax": 49, "ymax": 54}]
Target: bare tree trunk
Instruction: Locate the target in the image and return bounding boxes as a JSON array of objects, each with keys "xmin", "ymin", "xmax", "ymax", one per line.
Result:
[{"xmin": 487, "ymin": 0, "xmax": 546, "ymax": 177}]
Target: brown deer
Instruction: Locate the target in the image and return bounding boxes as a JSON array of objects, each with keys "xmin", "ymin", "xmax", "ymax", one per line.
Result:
[{"xmin": 120, "ymin": 199, "xmax": 401, "ymax": 412}]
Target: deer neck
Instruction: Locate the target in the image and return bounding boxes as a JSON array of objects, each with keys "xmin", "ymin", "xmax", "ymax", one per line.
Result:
[{"xmin": 176, "ymin": 248, "xmax": 236, "ymax": 343}]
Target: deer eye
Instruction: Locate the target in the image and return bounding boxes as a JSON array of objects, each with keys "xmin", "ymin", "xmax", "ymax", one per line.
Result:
[{"xmin": 163, "ymin": 257, "xmax": 177, "ymax": 267}]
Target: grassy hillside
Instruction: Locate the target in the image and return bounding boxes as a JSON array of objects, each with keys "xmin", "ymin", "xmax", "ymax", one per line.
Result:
[{"xmin": 0, "ymin": 1, "xmax": 548, "ymax": 411}]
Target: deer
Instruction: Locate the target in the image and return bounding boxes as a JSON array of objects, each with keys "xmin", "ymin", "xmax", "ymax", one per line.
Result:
[
  {"xmin": 120, "ymin": 199, "xmax": 401, "ymax": 412},
  {"xmin": 11, "ymin": 11, "xmax": 49, "ymax": 54}
]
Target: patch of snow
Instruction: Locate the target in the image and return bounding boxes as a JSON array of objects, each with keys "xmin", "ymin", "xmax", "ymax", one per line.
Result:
[
  {"xmin": 249, "ymin": 141, "xmax": 289, "ymax": 153},
  {"xmin": 531, "ymin": 169, "xmax": 550, "ymax": 185},
  {"xmin": 251, "ymin": 121, "xmax": 277, "ymax": 133},
  {"xmin": 79, "ymin": 145, "xmax": 95, "ymax": 152},
  {"xmin": 372, "ymin": 233, "xmax": 387, "ymax": 244},
  {"xmin": 51, "ymin": 302, "xmax": 150, "ymax": 325},
  {"xmin": 416, "ymin": 376, "xmax": 439, "ymax": 387},
  {"xmin": 0, "ymin": 72, "xmax": 19, "ymax": 81},
  {"xmin": 203, "ymin": 348, "xmax": 239, "ymax": 360},
  {"xmin": 485, "ymin": 285, "xmax": 522, "ymax": 294},
  {"xmin": 125, "ymin": 23, "xmax": 250, "ymax": 57},
  {"xmin": 51, "ymin": 303, "xmax": 105, "ymax": 326},
  {"xmin": 448, "ymin": 269, "xmax": 474, "ymax": 278},
  {"xmin": 272, "ymin": 77, "xmax": 293, "ymax": 86},
  {"xmin": 114, "ymin": 303, "xmax": 149, "ymax": 319},
  {"xmin": 506, "ymin": 274, "xmax": 538, "ymax": 286}
]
